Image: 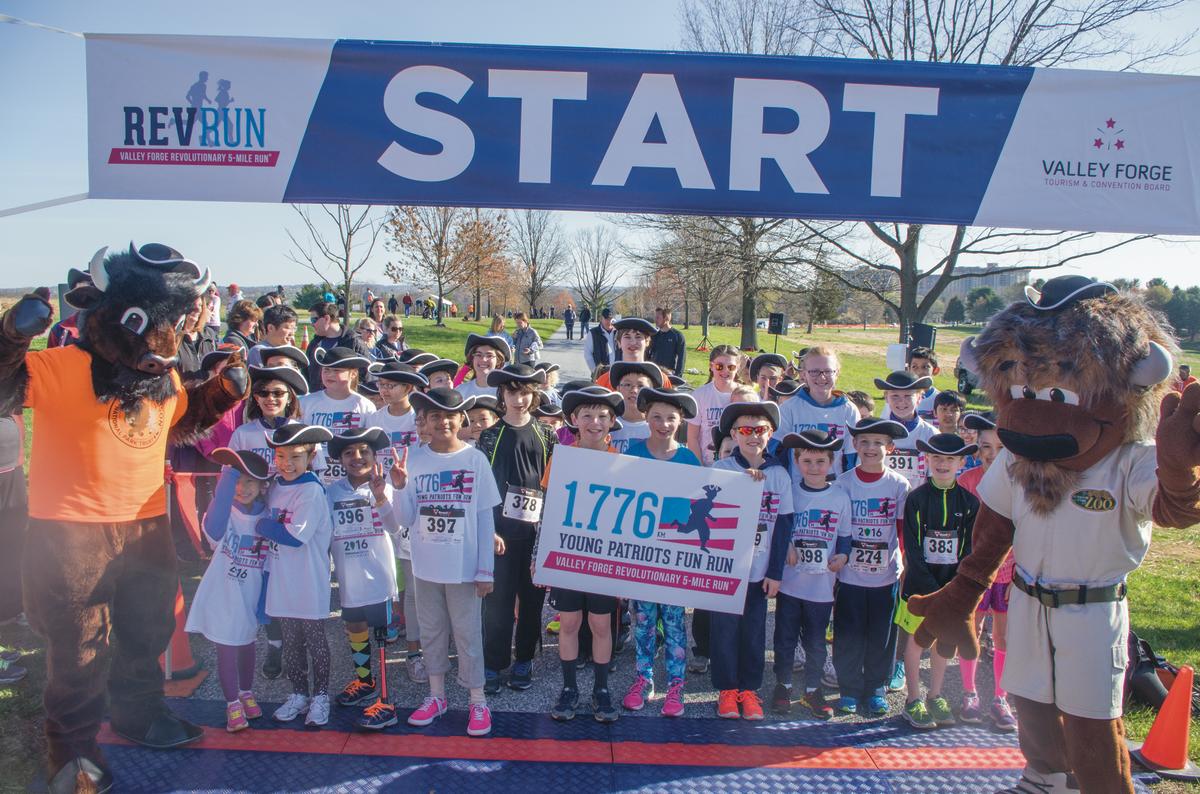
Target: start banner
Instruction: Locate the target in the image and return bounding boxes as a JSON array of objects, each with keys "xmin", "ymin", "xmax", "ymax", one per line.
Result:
[
  {"xmin": 533, "ymin": 445, "xmax": 764, "ymax": 614},
  {"xmin": 86, "ymin": 34, "xmax": 1200, "ymax": 234}
]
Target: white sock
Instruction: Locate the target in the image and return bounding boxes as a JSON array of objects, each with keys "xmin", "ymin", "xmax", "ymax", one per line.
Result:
[{"xmin": 268, "ymin": 640, "xmax": 282, "ymax": 648}]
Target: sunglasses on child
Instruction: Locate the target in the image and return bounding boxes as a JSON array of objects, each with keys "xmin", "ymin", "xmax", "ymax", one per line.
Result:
[
  {"xmin": 734, "ymin": 425, "xmax": 770, "ymax": 437},
  {"xmin": 254, "ymin": 389, "xmax": 290, "ymax": 399},
  {"xmin": 711, "ymin": 362, "xmax": 737, "ymax": 372}
]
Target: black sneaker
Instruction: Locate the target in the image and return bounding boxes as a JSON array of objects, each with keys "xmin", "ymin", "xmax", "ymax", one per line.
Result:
[
  {"xmin": 484, "ymin": 669, "xmax": 502, "ymax": 695},
  {"xmin": 551, "ymin": 687, "xmax": 579, "ymax": 721},
  {"xmin": 262, "ymin": 644, "xmax": 283, "ymax": 680},
  {"xmin": 771, "ymin": 683, "xmax": 792, "ymax": 715},
  {"xmin": 508, "ymin": 660, "xmax": 533, "ymax": 691},
  {"xmin": 592, "ymin": 689, "xmax": 619, "ymax": 723}
]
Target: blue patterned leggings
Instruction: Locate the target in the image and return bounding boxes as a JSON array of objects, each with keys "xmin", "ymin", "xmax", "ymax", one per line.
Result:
[{"xmin": 632, "ymin": 601, "xmax": 687, "ymax": 683}]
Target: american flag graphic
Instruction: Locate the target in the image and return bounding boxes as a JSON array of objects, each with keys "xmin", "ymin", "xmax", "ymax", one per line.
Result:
[
  {"xmin": 804, "ymin": 508, "xmax": 839, "ymax": 531},
  {"xmin": 658, "ymin": 497, "xmax": 740, "ymax": 551},
  {"xmin": 330, "ymin": 411, "xmax": 360, "ymax": 430},
  {"xmin": 438, "ymin": 469, "xmax": 474, "ymax": 494}
]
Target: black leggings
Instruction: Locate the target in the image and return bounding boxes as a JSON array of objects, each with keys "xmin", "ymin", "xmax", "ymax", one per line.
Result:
[{"xmin": 280, "ymin": 618, "xmax": 330, "ymax": 697}]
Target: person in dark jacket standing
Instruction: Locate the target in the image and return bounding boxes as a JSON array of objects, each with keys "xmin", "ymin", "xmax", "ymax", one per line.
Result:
[
  {"xmin": 563, "ymin": 306, "xmax": 576, "ymax": 340},
  {"xmin": 583, "ymin": 309, "xmax": 615, "ymax": 373},
  {"xmin": 648, "ymin": 307, "xmax": 687, "ymax": 375},
  {"xmin": 578, "ymin": 306, "xmax": 591, "ymax": 336},
  {"xmin": 305, "ymin": 300, "xmax": 372, "ymax": 390}
]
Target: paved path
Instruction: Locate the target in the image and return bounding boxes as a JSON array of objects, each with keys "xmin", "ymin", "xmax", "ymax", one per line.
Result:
[{"xmin": 537, "ymin": 323, "xmax": 591, "ymax": 381}]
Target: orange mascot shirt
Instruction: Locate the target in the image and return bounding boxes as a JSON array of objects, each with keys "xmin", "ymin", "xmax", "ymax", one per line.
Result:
[{"xmin": 24, "ymin": 345, "xmax": 187, "ymax": 522}]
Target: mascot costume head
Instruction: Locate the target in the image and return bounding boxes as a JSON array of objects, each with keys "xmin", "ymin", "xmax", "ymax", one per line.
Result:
[
  {"xmin": 909, "ymin": 275, "xmax": 1200, "ymax": 794},
  {"xmin": 0, "ymin": 243, "xmax": 249, "ymax": 794}
]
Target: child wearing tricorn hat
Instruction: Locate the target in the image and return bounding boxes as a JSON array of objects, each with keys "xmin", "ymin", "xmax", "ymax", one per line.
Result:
[
  {"xmin": 770, "ymin": 430, "xmax": 852, "ymax": 719},
  {"xmin": 301, "ymin": 346, "xmax": 377, "ymax": 485},
  {"xmin": 459, "ymin": 333, "xmax": 510, "ymax": 399},
  {"xmin": 324, "ymin": 428, "xmax": 403, "ymax": 730},
  {"xmin": 476, "ymin": 364, "xmax": 556, "ymax": 696},
  {"xmin": 391, "ymin": 387, "xmax": 503, "ymax": 737},
  {"xmin": 185, "ymin": 447, "xmax": 273, "ymax": 733},
  {"xmin": 710, "ymin": 401, "xmax": 794, "ymax": 721},
  {"xmin": 608, "ymin": 361, "xmax": 661, "ymax": 453},
  {"xmin": 895, "ymin": 433, "xmax": 980, "ymax": 730},
  {"xmin": 749, "ymin": 353, "xmax": 787, "ymax": 402},
  {"xmin": 594, "ymin": 317, "xmax": 671, "ymax": 391},
  {"xmin": 258, "ymin": 422, "xmax": 336, "ymax": 728},
  {"xmin": 873, "ymin": 369, "xmax": 937, "ymax": 489},
  {"xmin": 832, "ymin": 417, "xmax": 911, "ymax": 717}
]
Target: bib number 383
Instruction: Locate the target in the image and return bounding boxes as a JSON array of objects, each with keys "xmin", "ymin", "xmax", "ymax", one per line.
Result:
[
  {"xmin": 924, "ymin": 532, "xmax": 959, "ymax": 565},
  {"xmin": 503, "ymin": 486, "xmax": 545, "ymax": 523}
]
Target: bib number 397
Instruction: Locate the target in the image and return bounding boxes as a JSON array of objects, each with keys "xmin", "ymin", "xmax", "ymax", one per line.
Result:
[{"xmin": 503, "ymin": 486, "xmax": 545, "ymax": 523}]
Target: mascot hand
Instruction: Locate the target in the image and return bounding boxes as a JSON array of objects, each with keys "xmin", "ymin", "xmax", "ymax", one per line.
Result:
[
  {"xmin": 907, "ymin": 576, "xmax": 987, "ymax": 661},
  {"xmin": 2, "ymin": 288, "xmax": 54, "ymax": 339},
  {"xmin": 219, "ymin": 349, "xmax": 250, "ymax": 399},
  {"xmin": 1157, "ymin": 383, "xmax": 1200, "ymax": 478}
]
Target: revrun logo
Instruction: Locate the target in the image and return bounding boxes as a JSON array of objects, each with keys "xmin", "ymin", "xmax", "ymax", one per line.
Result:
[{"xmin": 108, "ymin": 70, "xmax": 280, "ymax": 168}]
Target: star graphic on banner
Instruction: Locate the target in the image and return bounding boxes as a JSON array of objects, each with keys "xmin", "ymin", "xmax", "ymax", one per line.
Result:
[
  {"xmin": 1106, "ymin": 118, "xmax": 1116, "ymax": 128},
  {"xmin": 1115, "ymin": 139, "xmax": 1125, "ymax": 150},
  {"xmin": 1093, "ymin": 138, "xmax": 1104, "ymax": 148}
]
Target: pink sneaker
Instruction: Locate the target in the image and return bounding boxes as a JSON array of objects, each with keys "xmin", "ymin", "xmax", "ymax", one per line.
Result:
[
  {"xmin": 622, "ymin": 675, "xmax": 652, "ymax": 711},
  {"xmin": 661, "ymin": 680, "xmax": 685, "ymax": 718},
  {"xmin": 239, "ymin": 691, "xmax": 262, "ymax": 720},
  {"xmin": 407, "ymin": 695, "xmax": 448, "ymax": 727},
  {"xmin": 226, "ymin": 700, "xmax": 249, "ymax": 733},
  {"xmin": 467, "ymin": 703, "xmax": 492, "ymax": 737}
]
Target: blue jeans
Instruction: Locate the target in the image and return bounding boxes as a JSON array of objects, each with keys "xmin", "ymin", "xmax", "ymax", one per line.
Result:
[
  {"xmin": 773, "ymin": 594, "xmax": 833, "ymax": 690},
  {"xmin": 632, "ymin": 601, "xmax": 686, "ymax": 683},
  {"xmin": 710, "ymin": 584, "xmax": 767, "ymax": 691},
  {"xmin": 832, "ymin": 582, "xmax": 899, "ymax": 701}
]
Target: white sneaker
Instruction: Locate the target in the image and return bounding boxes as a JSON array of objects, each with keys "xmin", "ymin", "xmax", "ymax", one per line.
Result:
[
  {"xmin": 408, "ymin": 654, "xmax": 429, "ymax": 683},
  {"xmin": 273, "ymin": 693, "xmax": 309, "ymax": 722},
  {"xmin": 305, "ymin": 694, "xmax": 330, "ymax": 727},
  {"xmin": 821, "ymin": 655, "xmax": 838, "ymax": 688},
  {"xmin": 995, "ymin": 767, "xmax": 1080, "ymax": 794},
  {"xmin": 793, "ymin": 644, "xmax": 807, "ymax": 671}
]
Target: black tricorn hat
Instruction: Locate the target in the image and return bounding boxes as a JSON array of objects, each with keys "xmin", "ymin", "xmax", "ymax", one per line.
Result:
[
  {"xmin": 256, "ymin": 344, "xmax": 309, "ymax": 370},
  {"xmin": 780, "ymin": 429, "xmax": 843, "ymax": 451},
  {"xmin": 847, "ymin": 417, "xmax": 909, "ymax": 440},
  {"xmin": 873, "ymin": 370, "xmax": 933, "ymax": 392},
  {"xmin": 750, "ymin": 353, "xmax": 788, "ymax": 380},
  {"xmin": 419, "ymin": 358, "xmax": 460, "ymax": 379},
  {"xmin": 357, "ymin": 381, "xmax": 380, "ymax": 397},
  {"xmin": 613, "ymin": 317, "xmax": 656, "ymax": 337},
  {"xmin": 1025, "ymin": 275, "xmax": 1117, "ymax": 311},
  {"xmin": 769, "ymin": 379, "xmax": 802, "ymax": 398},
  {"xmin": 328, "ymin": 427, "xmax": 390, "ymax": 459},
  {"xmin": 962, "ymin": 412, "xmax": 997, "ymax": 432},
  {"xmin": 210, "ymin": 447, "xmax": 272, "ymax": 480},
  {"xmin": 470, "ymin": 394, "xmax": 502, "ymax": 418},
  {"xmin": 534, "ymin": 361, "xmax": 561, "ymax": 374},
  {"xmin": 636, "ymin": 387, "xmax": 697, "ymax": 419},
  {"xmin": 718, "ymin": 401, "xmax": 780, "ymax": 436},
  {"xmin": 411, "ymin": 387, "xmax": 476, "ymax": 415},
  {"xmin": 465, "ymin": 333, "xmax": 511, "ymax": 361},
  {"xmin": 533, "ymin": 402, "xmax": 564, "ymax": 419},
  {"xmin": 397, "ymin": 348, "xmax": 438, "ymax": 367},
  {"xmin": 314, "ymin": 346, "xmax": 370, "ymax": 369},
  {"xmin": 371, "ymin": 360, "xmax": 429, "ymax": 387},
  {"xmin": 562, "ymin": 386, "xmax": 625, "ymax": 421},
  {"xmin": 486, "ymin": 363, "xmax": 547, "ymax": 388},
  {"xmin": 249, "ymin": 365, "xmax": 309, "ymax": 396},
  {"xmin": 916, "ymin": 432, "xmax": 979, "ymax": 457},
  {"xmin": 267, "ymin": 422, "xmax": 334, "ymax": 448},
  {"xmin": 609, "ymin": 361, "xmax": 663, "ymax": 390}
]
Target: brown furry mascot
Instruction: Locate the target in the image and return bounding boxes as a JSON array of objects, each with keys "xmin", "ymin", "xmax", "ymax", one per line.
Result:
[
  {"xmin": 0, "ymin": 243, "xmax": 249, "ymax": 793},
  {"xmin": 909, "ymin": 275, "xmax": 1200, "ymax": 794}
]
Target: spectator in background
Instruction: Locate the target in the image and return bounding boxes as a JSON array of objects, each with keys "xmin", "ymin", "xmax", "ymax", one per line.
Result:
[
  {"xmin": 1176, "ymin": 364, "xmax": 1196, "ymax": 393},
  {"xmin": 583, "ymin": 309, "xmax": 616, "ymax": 373},
  {"xmin": 46, "ymin": 311, "xmax": 81, "ymax": 348},
  {"xmin": 248, "ymin": 304, "xmax": 299, "ymax": 366},
  {"xmin": 223, "ymin": 299, "xmax": 262, "ymax": 354},
  {"xmin": 369, "ymin": 299, "xmax": 386, "ymax": 324},
  {"xmin": 648, "ymin": 307, "xmax": 686, "ymax": 375},
  {"xmin": 177, "ymin": 296, "xmax": 220, "ymax": 384},
  {"xmin": 388, "ymin": 294, "xmax": 399, "ymax": 315},
  {"xmin": 255, "ymin": 293, "xmax": 274, "ymax": 311},
  {"xmin": 488, "ymin": 314, "xmax": 515, "ymax": 352},
  {"xmin": 511, "ymin": 312, "xmax": 543, "ymax": 365},
  {"xmin": 355, "ymin": 318, "xmax": 383, "ymax": 357},
  {"xmin": 402, "ymin": 293, "xmax": 413, "ymax": 317},
  {"xmin": 375, "ymin": 315, "xmax": 406, "ymax": 359},
  {"xmin": 578, "ymin": 305, "xmax": 592, "ymax": 336},
  {"xmin": 276, "ymin": 284, "xmax": 286, "ymax": 300},
  {"xmin": 306, "ymin": 300, "xmax": 371, "ymax": 390},
  {"xmin": 205, "ymin": 283, "xmax": 223, "ymax": 330},
  {"xmin": 563, "ymin": 305, "xmax": 576, "ymax": 340},
  {"xmin": 227, "ymin": 282, "xmax": 244, "ymax": 303}
]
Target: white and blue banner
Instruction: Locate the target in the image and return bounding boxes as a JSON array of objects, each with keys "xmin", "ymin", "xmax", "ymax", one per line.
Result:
[{"xmin": 86, "ymin": 34, "xmax": 1200, "ymax": 234}]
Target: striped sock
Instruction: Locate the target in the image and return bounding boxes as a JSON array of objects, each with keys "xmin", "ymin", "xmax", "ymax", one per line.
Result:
[{"xmin": 349, "ymin": 630, "xmax": 372, "ymax": 683}]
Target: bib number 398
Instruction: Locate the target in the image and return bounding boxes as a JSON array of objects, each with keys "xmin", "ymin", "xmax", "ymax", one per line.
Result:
[{"xmin": 503, "ymin": 486, "xmax": 545, "ymax": 523}]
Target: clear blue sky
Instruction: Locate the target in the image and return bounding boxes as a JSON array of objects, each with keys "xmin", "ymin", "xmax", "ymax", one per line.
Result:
[{"xmin": 1, "ymin": 0, "xmax": 1198, "ymax": 290}]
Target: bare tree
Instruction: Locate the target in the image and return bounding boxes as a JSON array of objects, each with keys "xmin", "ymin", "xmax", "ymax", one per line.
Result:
[
  {"xmin": 570, "ymin": 226, "xmax": 626, "ymax": 314},
  {"xmin": 509, "ymin": 210, "xmax": 570, "ymax": 316},
  {"xmin": 634, "ymin": 217, "xmax": 733, "ymax": 346},
  {"xmin": 385, "ymin": 206, "xmax": 507, "ymax": 326},
  {"xmin": 459, "ymin": 209, "xmax": 510, "ymax": 321},
  {"xmin": 285, "ymin": 204, "xmax": 386, "ymax": 312},
  {"xmin": 777, "ymin": 0, "xmax": 1187, "ymax": 341}
]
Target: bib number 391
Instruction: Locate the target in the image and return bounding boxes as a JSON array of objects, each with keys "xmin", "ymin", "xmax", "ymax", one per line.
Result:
[{"xmin": 503, "ymin": 486, "xmax": 545, "ymax": 523}]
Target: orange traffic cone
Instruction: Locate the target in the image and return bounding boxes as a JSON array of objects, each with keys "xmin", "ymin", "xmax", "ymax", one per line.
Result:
[
  {"xmin": 159, "ymin": 582, "xmax": 202, "ymax": 681},
  {"xmin": 1128, "ymin": 664, "xmax": 1200, "ymax": 780},
  {"xmin": 301, "ymin": 324, "xmax": 310, "ymax": 350}
]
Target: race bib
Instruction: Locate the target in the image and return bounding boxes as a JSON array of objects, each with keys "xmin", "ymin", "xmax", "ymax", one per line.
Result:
[
  {"xmin": 332, "ymin": 498, "xmax": 370, "ymax": 533},
  {"xmin": 502, "ymin": 486, "xmax": 545, "ymax": 523},
  {"xmin": 886, "ymin": 449, "xmax": 926, "ymax": 485},
  {"xmin": 849, "ymin": 539, "xmax": 888, "ymax": 574},
  {"xmin": 754, "ymin": 522, "xmax": 769, "ymax": 556},
  {"xmin": 795, "ymin": 539, "xmax": 828, "ymax": 574},
  {"xmin": 324, "ymin": 460, "xmax": 348, "ymax": 483},
  {"xmin": 923, "ymin": 531, "xmax": 959, "ymax": 565},
  {"xmin": 419, "ymin": 506, "xmax": 464, "ymax": 544}
]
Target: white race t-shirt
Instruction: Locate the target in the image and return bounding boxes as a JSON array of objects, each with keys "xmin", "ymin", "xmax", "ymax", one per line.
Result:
[
  {"xmin": 326, "ymin": 478, "xmax": 400, "ymax": 608},
  {"xmin": 364, "ymin": 407, "xmax": 421, "ymax": 559},
  {"xmin": 609, "ymin": 420, "xmax": 651, "ymax": 454},
  {"xmin": 457, "ymin": 379, "xmax": 497, "ymax": 400},
  {"xmin": 228, "ymin": 419, "xmax": 279, "ymax": 478},
  {"xmin": 884, "ymin": 416, "xmax": 938, "ymax": 489},
  {"xmin": 775, "ymin": 391, "xmax": 860, "ymax": 474},
  {"xmin": 978, "ymin": 444, "xmax": 1157, "ymax": 587},
  {"xmin": 835, "ymin": 467, "xmax": 911, "ymax": 588},
  {"xmin": 396, "ymin": 444, "xmax": 502, "ymax": 584},
  {"xmin": 263, "ymin": 473, "xmax": 334, "ymax": 620},
  {"xmin": 186, "ymin": 506, "xmax": 266, "ymax": 646},
  {"xmin": 712, "ymin": 457, "xmax": 793, "ymax": 582},
  {"xmin": 781, "ymin": 483, "xmax": 853, "ymax": 603},
  {"xmin": 686, "ymin": 382, "xmax": 732, "ymax": 466},
  {"xmin": 300, "ymin": 390, "xmax": 377, "ymax": 485}
]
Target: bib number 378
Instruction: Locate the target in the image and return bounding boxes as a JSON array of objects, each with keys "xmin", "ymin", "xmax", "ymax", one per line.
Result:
[{"xmin": 503, "ymin": 486, "xmax": 544, "ymax": 523}]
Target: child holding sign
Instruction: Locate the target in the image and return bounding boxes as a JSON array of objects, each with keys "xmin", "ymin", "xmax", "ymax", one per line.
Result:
[
  {"xmin": 711, "ymin": 402, "xmax": 794, "ymax": 721},
  {"xmin": 833, "ymin": 417, "xmax": 911, "ymax": 717},
  {"xmin": 477, "ymin": 364, "xmax": 555, "ymax": 694},
  {"xmin": 896, "ymin": 433, "xmax": 979, "ymax": 730},
  {"xmin": 325, "ymin": 429, "xmax": 402, "ymax": 729},
  {"xmin": 771, "ymin": 430, "xmax": 851, "ymax": 719},
  {"xmin": 622, "ymin": 388, "xmax": 700, "ymax": 716},
  {"xmin": 393, "ymin": 388, "xmax": 502, "ymax": 737},
  {"xmin": 874, "ymin": 371, "xmax": 937, "ymax": 489}
]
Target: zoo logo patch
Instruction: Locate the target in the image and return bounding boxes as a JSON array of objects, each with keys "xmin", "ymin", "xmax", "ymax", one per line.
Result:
[
  {"xmin": 107, "ymin": 400, "xmax": 166, "ymax": 449},
  {"xmin": 1071, "ymin": 489, "xmax": 1116, "ymax": 512}
]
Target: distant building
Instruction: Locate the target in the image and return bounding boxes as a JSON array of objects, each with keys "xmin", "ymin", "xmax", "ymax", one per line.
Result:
[{"xmin": 920, "ymin": 262, "xmax": 1032, "ymax": 301}]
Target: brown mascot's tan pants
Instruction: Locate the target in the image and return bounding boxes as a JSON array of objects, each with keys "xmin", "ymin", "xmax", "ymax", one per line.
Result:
[{"xmin": 23, "ymin": 516, "xmax": 177, "ymax": 776}]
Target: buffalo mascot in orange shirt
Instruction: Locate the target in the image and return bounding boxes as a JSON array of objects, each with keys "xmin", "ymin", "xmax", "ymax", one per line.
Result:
[
  {"xmin": 909, "ymin": 276, "xmax": 1200, "ymax": 794},
  {"xmin": 0, "ymin": 243, "xmax": 249, "ymax": 793}
]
